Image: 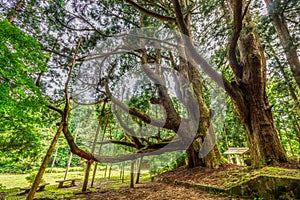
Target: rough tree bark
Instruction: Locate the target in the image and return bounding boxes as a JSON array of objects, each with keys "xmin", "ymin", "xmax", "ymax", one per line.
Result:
[
  {"xmin": 264, "ymin": 0, "xmax": 300, "ymax": 88},
  {"xmin": 172, "ymin": 0, "xmax": 224, "ymax": 168},
  {"xmin": 225, "ymin": 0, "xmax": 287, "ymax": 167},
  {"xmin": 171, "ymin": 0, "xmax": 287, "ymax": 168}
]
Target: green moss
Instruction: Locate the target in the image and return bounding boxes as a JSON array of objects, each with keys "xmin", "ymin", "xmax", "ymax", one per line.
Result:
[{"xmin": 207, "ymin": 166, "xmax": 300, "ymax": 190}]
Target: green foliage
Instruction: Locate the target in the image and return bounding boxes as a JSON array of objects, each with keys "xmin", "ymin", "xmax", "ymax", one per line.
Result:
[
  {"xmin": 25, "ymin": 172, "xmax": 45, "ymax": 185},
  {"xmin": 0, "ymin": 183, "xmax": 5, "ymax": 191},
  {"xmin": 0, "ymin": 158, "xmax": 34, "ymax": 174},
  {"xmin": 0, "ymin": 19, "xmax": 49, "ymax": 167},
  {"xmin": 150, "ymin": 152, "xmax": 187, "ymax": 175}
]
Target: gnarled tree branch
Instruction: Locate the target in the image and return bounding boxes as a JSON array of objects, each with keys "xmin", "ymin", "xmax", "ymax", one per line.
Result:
[
  {"xmin": 228, "ymin": 0, "xmax": 244, "ymax": 80},
  {"xmin": 125, "ymin": 0, "xmax": 176, "ymax": 23}
]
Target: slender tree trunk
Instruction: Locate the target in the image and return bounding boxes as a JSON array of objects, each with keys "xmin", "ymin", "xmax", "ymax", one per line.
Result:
[
  {"xmin": 26, "ymin": 125, "xmax": 63, "ymax": 200},
  {"xmin": 119, "ymin": 164, "xmax": 123, "ymax": 179},
  {"xmin": 266, "ymin": 21, "xmax": 300, "ymax": 123},
  {"xmin": 121, "ymin": 148, "xmax": 126, "ymax": 183},
  {"xmin": 276, "ymin": 56, "xmax": 300, "ymax": 121},
  {"xmin": 264, "ymin": 0, "xmax": 300, "ymax": 88},
  {"xmin": 64, "ymin": 151, "xmax": 73, "ymax": 180},
  {"xmin": 223, "ymin": 123, "xmax": 229, "ymax": 149}
]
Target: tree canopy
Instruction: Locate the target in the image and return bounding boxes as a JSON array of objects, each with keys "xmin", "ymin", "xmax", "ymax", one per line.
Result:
[{"xmin": 0, "ymin": 0, "xmax": 299, "ymax": 172}]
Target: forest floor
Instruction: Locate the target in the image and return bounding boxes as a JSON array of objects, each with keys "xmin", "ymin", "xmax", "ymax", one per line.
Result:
[
  {"xmin": 3, "ymin": 162, "xmax": 300, "ymax": 200},
  {"xmin": 10, "ymin": 177, "xmax": 245, "ymax": 200},
  {"xmin": 75, "ymin": 163, "xmax": 299, "ymax": 200},
  {"xmin": 59, "ymin": 162, "xmax": 300, "ymax": 200},
  {"xmin": 71, "ymin": 182, "xmax": 245, "ymax": 200},
  {"xmin": 157, "ymin": 162, "xmax": 300, "ymax": 190}
]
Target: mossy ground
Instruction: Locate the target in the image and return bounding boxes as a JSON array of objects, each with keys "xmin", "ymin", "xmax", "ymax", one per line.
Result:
[
  {"xmin": 1, "ymin": 165, "xmax": 299, "ymax": 199},
  {"xmin": 158, "ymin": 164, "xmax": 299, "ymax": 190}
]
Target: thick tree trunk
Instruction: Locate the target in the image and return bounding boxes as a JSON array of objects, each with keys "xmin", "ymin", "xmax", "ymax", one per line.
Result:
[
  {"xmin": 187, "ymin": 66, "xmax": 224, "ymax": 168},
  {"xmin": 221, "ymin": 0, "xmax": 288, "ymax": 168},
  {"xmin": 174, "ymin": 0, "xmax": 224, "ymax": 168},
  {"xmin": 231, "ymin": 22, "xmax": 287, "ymax": 168},
  {"xmin": 186, "ymin": 145, "xmax": 201, "ymax": 168},
  {"xmin": 186, "ymin": 135, "xmax": 224, "ymax": 168},
  {"xmin": 176, "ymin": 50, "xmax": 224, "ymax": 168},
  {"xmin": 234, "ymin": 90, "xmax": 287, "ymax": 167}
]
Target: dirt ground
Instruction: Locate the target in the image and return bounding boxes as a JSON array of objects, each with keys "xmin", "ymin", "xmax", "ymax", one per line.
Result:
[
  {"xmin": 70, "ymin": 182, "xmax": 245, "ymax": 200},
  {"xmin": 157, "ymin": 164, "xmax": 243, "ymax": 189},
  {"xmin": 63, "ymin": 165, "xmax": 249, "ymax": 200},
  {"xmin": 157, "ymin": 162, "xmax": 300, "ymax": 189},
  {"xmin": 28, "ymin": 162, "xmax": 300, "ymax": 200}
]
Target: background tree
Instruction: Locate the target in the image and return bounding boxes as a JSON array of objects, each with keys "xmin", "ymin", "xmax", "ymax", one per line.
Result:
[{"xmin": 0, "ymin": 19, "xmax": 50, "ymax": 171}]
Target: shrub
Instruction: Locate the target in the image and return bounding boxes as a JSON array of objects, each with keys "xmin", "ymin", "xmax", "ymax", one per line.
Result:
[{"xmin": 25, "ymin": 172, "xmax": 45, "ymax": 185}]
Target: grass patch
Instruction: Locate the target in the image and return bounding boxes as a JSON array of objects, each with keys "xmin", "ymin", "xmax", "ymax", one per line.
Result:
[{"xmin": 0, "ymin": 167, "xmax": 151, "ymax": 199}]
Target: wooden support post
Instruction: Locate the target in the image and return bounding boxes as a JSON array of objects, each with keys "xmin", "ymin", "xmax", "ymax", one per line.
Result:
[
  {"xmin": 91, "ymin": 114, "xmax": 110, "ymax": 187},
  {"xmin": 82, "ymin": 160, "xmax": 93, "ymax": 192},
  {"xmin": 90, "ymin": 102, "xmax": 108, "ymax": 187},
  {"xmin": 119, "ymin": 164, "xmax": 123, "ymax": 179},
  {"xmin": 130, "ymin": 160, "xmax": 135, "ymax": 188},
  {"xmin": 121, "ymin": 145, "xmax": 126, "ymax": 183},
  {"xmin": 136, "ymin": 157, "xmax": 143, "ymax": 184},
  {"xmin": 90, "ymin": 162, "xmax": 98, "ymax": 187},
  {"xmin": 150, "ymin": 163, "xmax": 154, "ymax": 182},
  {"xmin": 27, "ymin": 37, "xmax": 82, "ymax": 200},
  {"xmin": 104, "ymin": 164, "xmax": 108, "ymax": 178},
  {"xmin": 26, "ymin": 125, "xmax": 63, "ymax": 200},
  {"xmin": 121, "ymin": 161, "xmax": 125, "ymax": 183},
  {"xmin": 64, "ymin": 127, "xmax": 78, "ymax": 180},
  {"xmin": 50, "ymin": 146, "xmax": 59, "ymax": 173},
  {"xmin": 108, "ymin": 164, "xmax": 112, "ymax": 179}
]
